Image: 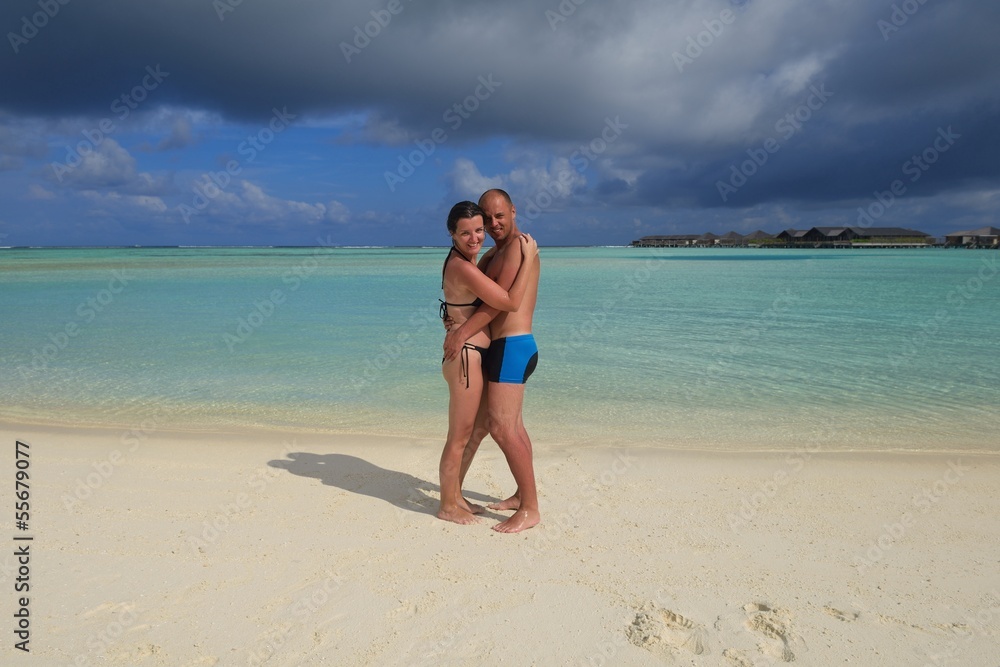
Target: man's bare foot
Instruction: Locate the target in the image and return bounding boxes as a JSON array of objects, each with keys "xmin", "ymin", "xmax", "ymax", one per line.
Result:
[
  {"xmin": 487, "ymin": 494, "xmax": 520, "ymax": 511},
  {"xmin": 437, "ymin": 506, "xmax": 480, "ymax": 525},
  {"xmin": 459, "ymin": 498, "xmax": 485, "ymax": 515},
  {"xmin": 492, "ymin": 508, "xmax": 540, "ymax": 533}
]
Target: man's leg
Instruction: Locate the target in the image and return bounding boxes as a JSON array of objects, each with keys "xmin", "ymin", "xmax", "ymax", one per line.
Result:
[
  {"xmin": 487, "ymin": 382, "xmax": 540, "ymax": 533},
  {"xmin": 488, "ymin": 419, "xmax": 534, "ymax": 509}
]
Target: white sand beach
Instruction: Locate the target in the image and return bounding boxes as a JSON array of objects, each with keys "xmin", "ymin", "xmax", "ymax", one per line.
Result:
[{"xmin": 4, "ymin": 424, "xmax": 999, "ymax": 665}]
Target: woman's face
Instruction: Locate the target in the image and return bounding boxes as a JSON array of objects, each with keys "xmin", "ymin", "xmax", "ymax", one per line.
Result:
[{"xmin": 451, "ymin": 215, "xmax": 485, "ymax": 260}]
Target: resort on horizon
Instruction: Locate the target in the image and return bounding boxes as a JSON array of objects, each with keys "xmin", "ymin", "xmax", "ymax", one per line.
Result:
[{"xmin": 631, "ymin": 225, "xmax": 1000, "ymax": 249}]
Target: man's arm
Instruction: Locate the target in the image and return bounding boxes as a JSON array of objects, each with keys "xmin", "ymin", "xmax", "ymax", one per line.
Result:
[{"xmin": 443, "ymin": 240, "xmax": 524, "ymax": 360}]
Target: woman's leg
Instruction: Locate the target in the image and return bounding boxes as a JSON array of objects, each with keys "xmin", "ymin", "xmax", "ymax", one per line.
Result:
[
  {"xmin": 458, "ymin": 381, "xmax": 490, "ymax": 512},
  {"xmin": 438, "ymin": 351, "xmax": 485, "ymax": 524}
]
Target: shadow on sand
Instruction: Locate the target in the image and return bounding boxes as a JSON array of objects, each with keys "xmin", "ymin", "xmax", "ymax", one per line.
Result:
[{"xmin": 267, "ymin": 451, "xmax": 498, "ymax": 518}]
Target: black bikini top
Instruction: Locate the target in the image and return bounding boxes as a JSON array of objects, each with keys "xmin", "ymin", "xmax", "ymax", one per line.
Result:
[{"xmin": 439, "ymin": 245, "xmax": 483, "ymax": 320}]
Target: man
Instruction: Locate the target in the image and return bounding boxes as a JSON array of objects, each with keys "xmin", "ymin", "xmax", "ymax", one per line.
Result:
[{"xmin": 443, "ymin": 188, "xmax": 540, "ymax": 533}]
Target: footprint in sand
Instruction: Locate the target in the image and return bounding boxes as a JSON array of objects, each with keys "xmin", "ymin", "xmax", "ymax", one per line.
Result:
[
  {"xmin": 80, "ymin": 601, "xmax": 127, "ymax": 619},
  {"xmin": 387, "ymin": 601, "xmax": 418, "ymax": 619},
  {"xmin": 721, "ymin": 647, "xmax": 756, "ymax": 666},
  {"xmin": 933, "ymin": 622, "xmax": 972, "ymax": 635},
  {"xmin": 627, "ymin": 604, "xmax": 710, "ymax": 659},
  {"xmin": 743, "ymin": 602, "xmax": 798, "ymax": 663},
  {"xmin": 824, "ymin": 605, "xmax": 860, "ymax": 622}
]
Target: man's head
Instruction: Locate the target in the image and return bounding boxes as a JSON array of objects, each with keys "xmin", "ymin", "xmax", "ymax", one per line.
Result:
[{"xmin": 478, "ymin": 189, "xmax": 517, "ymax": 243}]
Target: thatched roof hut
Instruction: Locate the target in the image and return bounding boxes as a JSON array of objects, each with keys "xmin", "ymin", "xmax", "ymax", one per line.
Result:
[{"xmin": 944, "ymin": 226, "xmax": 1000, "ymax": 247}]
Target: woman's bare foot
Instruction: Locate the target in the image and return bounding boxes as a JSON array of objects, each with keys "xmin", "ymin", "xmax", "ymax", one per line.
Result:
[
  {"xmin": 487, "ymin": 494, "xmax": 520, "ymax": 511},
  {"xmin": 437, "ymin": 505, "xmax": 480, "ymax": 525},
  {"xmin": 492, "ymin": 508, "xmax": 540, "ymax": 533},
  {"xmin": 459, "ymin": 497, "xmax": 485, "ymax": 515}
]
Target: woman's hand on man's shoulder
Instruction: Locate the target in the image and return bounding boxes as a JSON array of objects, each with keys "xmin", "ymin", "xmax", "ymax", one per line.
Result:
[{"xmin": 518, "ymin": 232, "xmax": 538, "ymax": 258}]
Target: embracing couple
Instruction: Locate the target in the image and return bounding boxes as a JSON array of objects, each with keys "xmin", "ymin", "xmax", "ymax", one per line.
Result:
[{"xmin": 438, "ymin": 189, "xmax": 540, "ymax": 533}]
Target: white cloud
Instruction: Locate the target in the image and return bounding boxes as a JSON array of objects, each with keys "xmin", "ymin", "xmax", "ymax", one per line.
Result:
[
  {"xmin": 187, "ymin": 180, "xmax": 329, "ymax": 227},
  {"xmin": 142, "ymin": 115, "xmax": 195, "ymax": 152},
  {"xmin": 445, "ymin": 158, "xmax": 503, "ymax": 201},
  {"xmin": 325, "ymin": 200, "xmax": 350, "ymax": 223},
  {"xmin": 45, "ymin": 138, "xmax": 171, "ymax": 195},
  {"xmin": 507, "ymin": 157, "xmax": 586, "ymax": 202},
  {"xmin": 26, "ymin": 184, "xmax": 55, "ymax": 200},
  {"xmin": 47, "ymin": 138, "xmax": 135, "ymax": 187},
  {"xmin": 80, "ymin": 190, "xmax": 168, "ymax": 215}
]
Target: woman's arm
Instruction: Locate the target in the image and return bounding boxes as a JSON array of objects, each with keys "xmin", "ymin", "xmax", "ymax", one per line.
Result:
[{"xmin": 447, "ymin": 234, "xmax": 537, "ymax": 312}]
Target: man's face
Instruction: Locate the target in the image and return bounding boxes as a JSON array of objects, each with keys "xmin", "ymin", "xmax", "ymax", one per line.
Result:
[{"xmin": 480, "ymin": 193, "xmax": 515, "ymax": 242}]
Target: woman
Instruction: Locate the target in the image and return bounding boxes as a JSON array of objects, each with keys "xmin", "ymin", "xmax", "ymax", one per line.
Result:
[{"xmin": 438, "ymin": 200, "xmax": 537, "ymax": 524}]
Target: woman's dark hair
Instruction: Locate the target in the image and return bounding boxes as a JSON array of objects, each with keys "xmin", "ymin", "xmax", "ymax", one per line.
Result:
[{"xmin": 446, "ymin": 201, "xmax": 485, "ymax": 234}]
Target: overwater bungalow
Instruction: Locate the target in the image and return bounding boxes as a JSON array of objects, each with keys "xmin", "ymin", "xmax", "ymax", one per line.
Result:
[
  {"xmin": 631, "ymin": 226, "xmax": 933, "ymax": 248},
  {"xmin": 743, "ymin": 230, "xmax": 776, "ymax": 245},
  {"xmin": 630, "ymin": 234, "xmax": 700, "ymax": 247},
  {"xmin": 778, "ymin": 227, "xmax": 932, "ymax": 247},
  {"xmin": 776, "ymin": 229, "xmax": 809, "ymax": 244},
  {"xmin": 943, "ymin": 226, "xmax": 1000, "ymax": 248}
]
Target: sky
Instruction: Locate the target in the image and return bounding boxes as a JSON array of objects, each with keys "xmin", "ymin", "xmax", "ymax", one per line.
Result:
[{"xmin": 1, "ymin": 0, "xmax": 998, "ymax": 247}]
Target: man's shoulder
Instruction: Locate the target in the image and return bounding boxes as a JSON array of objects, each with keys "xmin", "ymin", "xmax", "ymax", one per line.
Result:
[
  {"xmin": 497, "ymin": 235, "xmax": 525, "ymax": 262},
  {"xmin": 484, "ymin": 239, "xmax": 520, "ymax": 275}
]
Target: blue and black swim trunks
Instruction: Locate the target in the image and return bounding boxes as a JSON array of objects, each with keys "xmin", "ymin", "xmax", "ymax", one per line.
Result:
[{"xmin": 484, "ymin": 334, "xmax": 538, "ymax": 384}]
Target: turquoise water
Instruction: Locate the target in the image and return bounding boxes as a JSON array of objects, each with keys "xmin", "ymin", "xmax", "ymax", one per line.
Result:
[{"xmin": 1, "ymin": 247, "xmax": 997, "ymax": 452}]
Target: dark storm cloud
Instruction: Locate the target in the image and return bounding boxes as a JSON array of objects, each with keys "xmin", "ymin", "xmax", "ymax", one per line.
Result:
[{"xmin": 2, "ymin": 0, "xmax": 999, "ymax": 216}]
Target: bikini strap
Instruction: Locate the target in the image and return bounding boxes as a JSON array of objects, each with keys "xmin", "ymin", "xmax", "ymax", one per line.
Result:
[
  {"xmin": 459, "ymin": 342, "xmax": 484, "ymax": 389},
  {"xmin": 441, "ymin": 245, "xmax": 465, "ymax": 289}
]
